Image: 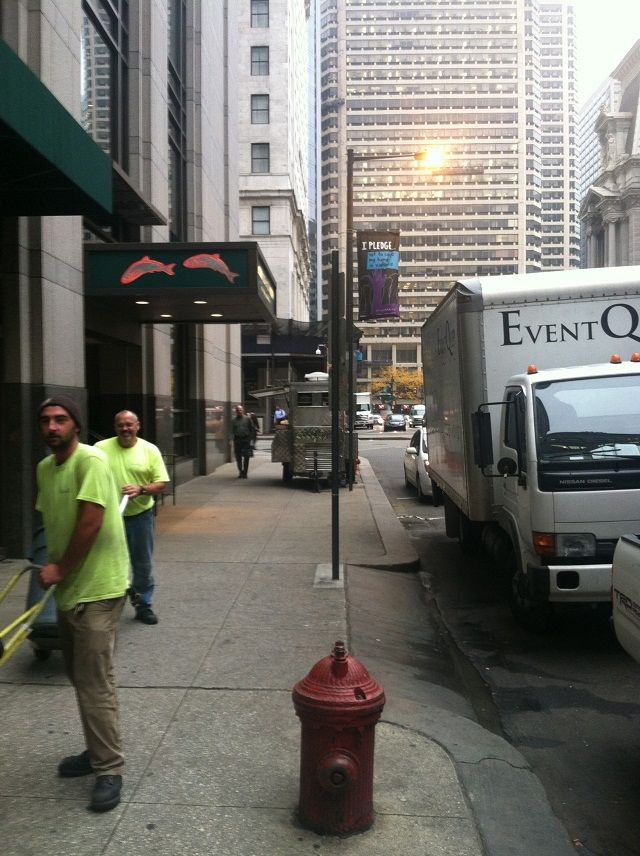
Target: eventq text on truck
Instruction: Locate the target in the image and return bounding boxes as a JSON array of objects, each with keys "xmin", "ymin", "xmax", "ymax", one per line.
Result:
[{"xmin": 421, "ymin": 266, "xmax": 640, "ymax": 631}]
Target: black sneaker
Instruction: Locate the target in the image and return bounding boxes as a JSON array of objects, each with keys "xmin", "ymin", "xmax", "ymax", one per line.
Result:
[
  {"xmin": 135, "ymin": 606, "xmax": 158, "ymax": 625},
  {"xmin": 89, "ymin": 774, "xmax": 122, "ymax": 813},
  {"xmin": 58, "ymin": 749, "xmax": 93, "ymax": 778}
]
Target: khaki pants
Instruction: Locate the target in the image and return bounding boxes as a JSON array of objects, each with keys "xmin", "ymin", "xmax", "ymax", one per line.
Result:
[{"xmin": 57, "ymin": 597, "xmax": 126, "ymax": 776}]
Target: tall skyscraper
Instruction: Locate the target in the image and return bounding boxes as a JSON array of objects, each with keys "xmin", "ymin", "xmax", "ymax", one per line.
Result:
[
  {"xmin": 539, "ymin": 2, "xmax": 580, "ymax": 269},
  {"xmin": 319, "ymin": 0, "xmax": 578, "ymax": 384}
]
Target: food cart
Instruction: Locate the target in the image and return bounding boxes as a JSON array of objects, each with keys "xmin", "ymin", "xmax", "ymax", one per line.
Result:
[{"xmin": 254, "ymin": 372, "xmax": 356, "ymax": 490}]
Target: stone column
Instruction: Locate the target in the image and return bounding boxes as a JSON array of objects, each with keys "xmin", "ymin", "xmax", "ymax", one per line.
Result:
[
  {"xmin": 624, "ymin": 196, "xmax": 640, "ymax": 266},
  {"xmin": 607, "ymin": 219, "xmax": 617, "ymax": 267}
]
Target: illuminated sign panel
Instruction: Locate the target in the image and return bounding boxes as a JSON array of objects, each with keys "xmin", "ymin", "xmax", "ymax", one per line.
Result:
[{"xmin": 85, "ymin": 242, "xmax": 276, "ymax": 323}]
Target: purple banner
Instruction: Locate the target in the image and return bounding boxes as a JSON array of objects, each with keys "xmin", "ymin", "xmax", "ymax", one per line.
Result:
[{"xmin": 356, "ymin": 230, "xmax": 401, "ymax": 321}]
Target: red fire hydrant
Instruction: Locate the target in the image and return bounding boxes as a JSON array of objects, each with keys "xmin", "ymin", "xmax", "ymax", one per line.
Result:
[{"xmin": 292, "ymin": 640, "xmax": 385, "ymax": 835}]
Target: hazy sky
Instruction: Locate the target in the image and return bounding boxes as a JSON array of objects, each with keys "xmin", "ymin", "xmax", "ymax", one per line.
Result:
[{"xmin": 574, "ymin": 0, "xmax": 640, "ymax": 105}]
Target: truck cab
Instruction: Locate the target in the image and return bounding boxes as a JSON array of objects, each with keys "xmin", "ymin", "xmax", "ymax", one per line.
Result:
[{"xmin": 474, "ymin": 359, "xmax": 640, "ymax": 627}]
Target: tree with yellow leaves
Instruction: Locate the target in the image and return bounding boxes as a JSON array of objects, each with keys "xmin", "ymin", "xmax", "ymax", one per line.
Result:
[{"xmin": 370, "ymin": 367, "xmax": 423, "ymax": 403}]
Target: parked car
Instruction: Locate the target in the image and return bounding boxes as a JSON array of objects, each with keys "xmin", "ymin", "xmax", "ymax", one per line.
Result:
[
  {"xmin": 369, "ymin": 413, "xmax": 384, "ymax": 427},
  {"xmin": 384, "ymin": 413, "xmax": 407, "ymax": 432},
  {"xmin": 403, "ymin": 428, "xmax": 433, "ymax": 502},
  {"xmin": 408, "ymin": 404, "xmax": 425, "ymax": 428},
  {"xmin": 612, "ymin": 534, "xmax": 640, "ymax": 663}
]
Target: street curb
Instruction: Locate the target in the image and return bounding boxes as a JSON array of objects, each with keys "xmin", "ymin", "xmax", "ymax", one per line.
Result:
[
  {"xmin": 413, "ymin": 572, "xmax": 577, "ymax": 856},
  {"xmin": 357, "ymin": 457, "xmax": 420, "ymax": 573}
]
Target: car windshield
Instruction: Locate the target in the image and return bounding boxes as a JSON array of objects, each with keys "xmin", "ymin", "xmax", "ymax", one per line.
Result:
[{"xmin": 534, "ymin": 374, "xmax": 640, "ymax": 462}]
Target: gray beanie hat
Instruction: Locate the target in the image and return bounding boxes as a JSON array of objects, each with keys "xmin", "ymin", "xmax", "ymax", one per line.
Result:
[{"xmin": 38, "ymin": 395, "xmax": 82, "ymax": 430}]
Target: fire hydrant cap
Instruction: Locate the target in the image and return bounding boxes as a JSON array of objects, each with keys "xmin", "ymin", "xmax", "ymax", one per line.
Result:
[{"xmin": 292, "ymin": 640, "xmax": 385, "ymax": 716}]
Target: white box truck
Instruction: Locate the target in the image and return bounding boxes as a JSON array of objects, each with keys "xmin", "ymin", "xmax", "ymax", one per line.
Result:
[{"xmin": 421, "ymin": 266, "xmax": 640, "ymax": 630}]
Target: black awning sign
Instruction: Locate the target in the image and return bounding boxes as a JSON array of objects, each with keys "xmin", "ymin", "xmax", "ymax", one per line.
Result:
[{"xmin": 85, "ymin": 242, "xmax": 276, "ymax": 324}]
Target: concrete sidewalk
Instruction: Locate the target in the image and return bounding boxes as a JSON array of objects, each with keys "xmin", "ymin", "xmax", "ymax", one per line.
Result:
[{"xmin": 0, "ymin": 447, "xmax": 575, "ymax": 856}]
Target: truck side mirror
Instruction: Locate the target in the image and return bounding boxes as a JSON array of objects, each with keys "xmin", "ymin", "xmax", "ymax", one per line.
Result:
[
  {"xmin": 497, "ymin": 457, "xmax": 518, "ymax": 477},
  {"xmin": 472, "ymin": 409, "xmax": 494, "ymax": 468}
]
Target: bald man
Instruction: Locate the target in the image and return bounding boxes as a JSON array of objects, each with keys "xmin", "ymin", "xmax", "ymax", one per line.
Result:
[{"xmin": 96, "ymin": 411, "xmax": 169, "ymax": 625}]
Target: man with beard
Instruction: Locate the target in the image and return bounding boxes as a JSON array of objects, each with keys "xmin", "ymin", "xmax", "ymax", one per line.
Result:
[{"xmin": 36, "ymin": 395, "xmax": 129, "ymax": 813}]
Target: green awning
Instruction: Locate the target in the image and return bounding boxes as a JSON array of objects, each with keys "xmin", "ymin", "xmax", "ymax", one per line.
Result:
[{"xmin": 0, "ymin": 38, "xmax": 112, "ymax": 218}]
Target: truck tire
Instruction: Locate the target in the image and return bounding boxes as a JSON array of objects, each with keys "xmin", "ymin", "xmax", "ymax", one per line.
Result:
[
  {"xmin": 505, "ymin": 547, "xmax": 553, "ymax": 633},
  {"xmin": 431, "ymin": 480, "xmax": 442, "ymax": 507},
  {"xmin": 282, "ymin": 462, "xmax": 293, "ymax": 482},
  {"xmin": 443, "ymin": 494, "xmax": 459, "ymax": 538},
  {"xmin": 458, "ymin": 511, "xmax": 481, "ymax": 555}
]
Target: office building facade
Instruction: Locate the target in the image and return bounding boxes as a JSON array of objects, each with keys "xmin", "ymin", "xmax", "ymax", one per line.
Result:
[
  {"xmin": 577, "ymin": 78, "xmax": 621, "ymax": 265},
  {"xmin": 319, "ymin": 0, "xmax": 578, "ymax": 384},
  {"xmin": 238, "ymin": 0, "xmax": 317, "ymax": 419},
  {"xmin": 580, "ymin": 40, "xmax": 640, "ymax": 268},
  {"xmin": 0, "ymin": 2, "xmax": 246, "ymax": 557},
  {"xmin": 539, "ymin": 2, "xmax": 580, "ymax": 270}
]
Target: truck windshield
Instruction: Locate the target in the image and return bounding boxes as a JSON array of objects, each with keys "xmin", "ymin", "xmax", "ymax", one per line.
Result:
[{"xmin": 534, "ymin": 375, "xmax": 640, "ymax": 462}]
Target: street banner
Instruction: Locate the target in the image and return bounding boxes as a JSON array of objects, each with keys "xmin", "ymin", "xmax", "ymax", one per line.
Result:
[{"xmin": 356, "ymin": 230, "xmax": 401, "ymax": 321}]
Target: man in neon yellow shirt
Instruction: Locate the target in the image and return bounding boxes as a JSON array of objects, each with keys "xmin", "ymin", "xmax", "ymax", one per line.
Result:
[
  {"xmin": 96, "ymin": 410, "xmax": 169, "ymax": 625},
  {"xmin": 37, "ymin": 395, "xmax": 129, "ymax": 813}
]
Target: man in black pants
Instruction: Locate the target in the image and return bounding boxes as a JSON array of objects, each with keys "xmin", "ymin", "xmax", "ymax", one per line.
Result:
[{"xmin": 231, "ymin": 405, "xmax": 257, "ymax": 478}]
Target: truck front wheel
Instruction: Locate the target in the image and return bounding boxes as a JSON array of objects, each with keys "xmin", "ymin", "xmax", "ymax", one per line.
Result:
[
  {"xmin": 506, "ymin": 548, "xmax": 553, "ymax": 633},
  {"xmin": 458, "ymin": 511, "xmax": 481, "ymax": 555}
]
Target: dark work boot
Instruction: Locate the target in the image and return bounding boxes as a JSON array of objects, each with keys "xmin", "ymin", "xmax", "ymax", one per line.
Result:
[
  {"xmin": 89, "ymin": 774, "xmax": 122, "ymax": 812},
  {"xmin": 58, "ymin": 749, "xmax": 93, "ymax": 778},
  {"xmin": 135, "ymin": 606, "xmax": 158, "ymax": 625}
]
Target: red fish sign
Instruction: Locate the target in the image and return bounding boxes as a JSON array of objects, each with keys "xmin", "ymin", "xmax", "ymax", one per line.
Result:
[
  {"xmin": 120, "ymin": 256, "xmax": 176, "ymax": 285},
  {"xmin": 182, "ymin": 253, "xmax": 239, "ymax": 283}
]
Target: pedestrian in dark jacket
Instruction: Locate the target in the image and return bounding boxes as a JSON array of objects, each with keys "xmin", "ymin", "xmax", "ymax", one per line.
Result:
[{"xmin": 232, "ymin": 405, "xmax": 257, "ymax": 478}]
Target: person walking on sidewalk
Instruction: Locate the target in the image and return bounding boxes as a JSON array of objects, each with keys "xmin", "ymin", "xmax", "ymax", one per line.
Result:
[
  {"xmin": 96, "ymin": 410, "xmax": 169, "ymax": 626},
  {"xmin": 36, "ymin": 395, "xmax": 129, "ymax": 813},
  {"xmin": 231, "ymin": 404, "xmax": 257, "ymax": 478}
]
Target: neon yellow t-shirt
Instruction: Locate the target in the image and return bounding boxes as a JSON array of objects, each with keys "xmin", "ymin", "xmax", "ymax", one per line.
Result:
[
  {"xmin": 36, "ymin": 444, "xmax": 129, "ymax": 612},
  {"xmin": 95, "ymin": 437, "xmax": 170, "ymax": 517}
]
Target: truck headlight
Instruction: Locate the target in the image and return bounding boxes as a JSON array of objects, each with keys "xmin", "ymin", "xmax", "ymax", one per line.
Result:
[{"xmin": 532, "ymin": 532, "xmax": 596, "ymax": 559}]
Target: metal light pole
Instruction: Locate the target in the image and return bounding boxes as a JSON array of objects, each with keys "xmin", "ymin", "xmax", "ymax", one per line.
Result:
[
  {"xmin": 344, "ymin": 147, "xmax": 483, "ymax": 477},
  {"xmin": 346, "ymin": 149, "xmax": 355, "ymax": 490}
]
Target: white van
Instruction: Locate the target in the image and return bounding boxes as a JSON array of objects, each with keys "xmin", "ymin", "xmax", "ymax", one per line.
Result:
[{"xmin": 409, "ymin": 404, "xmax": 425, "ymax": 427}]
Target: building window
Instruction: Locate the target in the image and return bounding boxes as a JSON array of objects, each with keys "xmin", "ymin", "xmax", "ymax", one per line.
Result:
[
  {"xmin": 252, "ymin": 206, "xmax": 271, "ymax": 235},
  {"xmin": 251, "ymin": 143, "xmax": 270, "ymax": 173},
  {"xmin": 371, "ymin": 347, "xmax": 392, "ymax": 365},
  {"xmin": 171, "ymin": 326, "xmax": 193, "ymax": 459},
  {"xmin": 251, "ymin": 94, "xmax": 270, "ymax": 124},
  {"xmin": 168, "ymin": 0, "xmax": 187, "ymax": 241},
  {"xmin": 81, "ymin": 0, "xmax": 129, "ymax": 169},
  {"xmin": 251, "ymin": 0, "xmax": 269, "ymax": 27},
  {"xmin": 251, "ymin": 45, "xmax": 269, "ymax": 75},
  {"xmin": 396, "ymin": 348, "xmax": 417, "ymax": 363}
]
